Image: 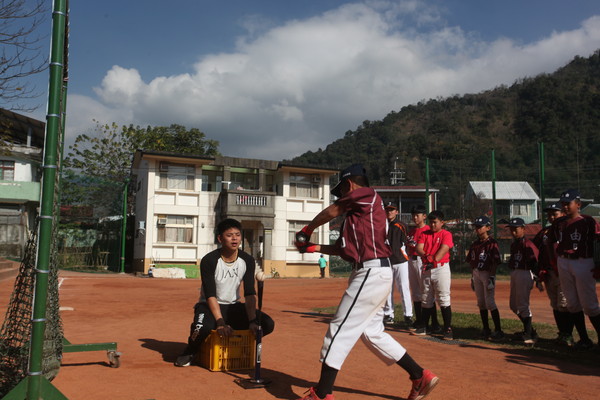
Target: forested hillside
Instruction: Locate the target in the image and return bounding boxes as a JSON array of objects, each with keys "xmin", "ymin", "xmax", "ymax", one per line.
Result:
[{"xmin": 289, "ymin": 50, "xmax": 600, "ymax": 218}]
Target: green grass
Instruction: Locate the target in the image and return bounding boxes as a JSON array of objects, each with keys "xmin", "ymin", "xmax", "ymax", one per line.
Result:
[{"xmin": 312, "ymin": 304, "xmax": 599, "ymax": 366}]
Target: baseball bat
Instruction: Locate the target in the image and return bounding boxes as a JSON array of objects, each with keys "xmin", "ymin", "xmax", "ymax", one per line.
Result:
[{"xmin": 253, "ymin": 280, "xmax": 264, "ymax": 382}]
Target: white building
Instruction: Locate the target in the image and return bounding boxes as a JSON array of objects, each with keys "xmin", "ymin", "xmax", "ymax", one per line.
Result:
[
  {"xmin": 0, "ymin": 109, "xmax": 44, "ymax": 259},
  {"xmin": 131, "ymin": 150, "xmax": 338, "ymax": 278},
  {"xmin": 466, "ymin": 181, "xmax": 540, "ymax": 224}
]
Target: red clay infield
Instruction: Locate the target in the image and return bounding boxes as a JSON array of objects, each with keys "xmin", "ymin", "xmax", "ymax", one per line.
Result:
[{"xmin": 1, "ymin": 271, "xmax": 599, "ymax": 400}]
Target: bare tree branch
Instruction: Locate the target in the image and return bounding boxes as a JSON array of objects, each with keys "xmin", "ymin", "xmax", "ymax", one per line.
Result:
[{"xmin": 0, "ymin": 0, "xmax": 48, "ymax": 111}]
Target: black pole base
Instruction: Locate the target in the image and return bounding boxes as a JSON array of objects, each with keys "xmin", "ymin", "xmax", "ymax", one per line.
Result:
[{"xmin": 234, "ymin": 377, "xmax": 272, "ymax": 389}]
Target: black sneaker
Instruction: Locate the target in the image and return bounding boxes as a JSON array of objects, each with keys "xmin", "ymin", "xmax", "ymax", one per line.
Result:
[
  {"xmin": 404, "ymin": 316, "xmax": 413, "ymax": 326},
  {"xmin": 174, "ymin": 354, "xmax": 193, "ymax": 367},
  {"xmin": 443, "ymin": 328, "xmax": 453, "ymax": 340},
  {"xmin": 429, "ymin": 325, "xmax": 443, "ymax": 335},
  {"xmin": 383, "ymin": 315, "xmax": 395, "ymax": 325},
  {"xmin": 479, "ymin": 329, "xmax": 491, "ymax": 339},
  {"xmin": 523, "ymin": 330, "xmax": 538, "ymax": 345},
  {"xmin": 412, "ymin": 327, "xmax": 427, "ymax": 336},
  {"xmin": 573, "ymin": 338, "xmax": 594, "ymax": 351},
  {"xmin": 489, "ymin": 330, "xmax": 505, "ymax": 342}
]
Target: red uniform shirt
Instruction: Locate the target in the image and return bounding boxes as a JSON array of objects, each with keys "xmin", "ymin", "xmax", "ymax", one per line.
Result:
[
  {"xmin": 466, "ymin": 237, "xmax": 501, "ymax": 271},
  {"xmin": 549, "ymin": 214, "xmax": 600, "ymax": 258},
  {"xmin": 417, "ymin": 229, "xmax": 453, "ymax": 264},
  {"xmin": 508, "ymin": 237, "xmax": 539, "ymax": 270},
  {"xmin": 335, "ymin": 187, "xmax": 391, "ymax": 264},
  {"xmin": 407, "ymin": 225, "xmax": 430, "ymax": 257},
  {"xmin": 532, "ymin": 226, "xmax": 557, "ymax": 272}
]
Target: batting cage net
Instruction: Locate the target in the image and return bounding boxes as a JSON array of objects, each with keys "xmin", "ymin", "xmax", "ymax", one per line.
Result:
[
  {"xmin": 0, "ymin": 221, "xmax": 64, "ymax": 397},
  {"xmin": 0, "ymin": 3, "xmax": 69, "ymax": 393}
]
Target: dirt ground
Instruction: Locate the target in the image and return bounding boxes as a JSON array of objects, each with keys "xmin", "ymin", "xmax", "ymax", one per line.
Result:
[{"xmin": 1, "ymin": 271, "xmax": 599, "ymax": 400}]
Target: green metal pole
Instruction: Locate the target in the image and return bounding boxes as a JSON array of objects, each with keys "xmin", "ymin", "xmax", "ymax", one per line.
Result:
[
  {"xmin": 120, "ymin": 181, "xmax": 128, "ymax": 273},
  {"xmin": 491, "ymin": 149, "xmax": 497, "ymax": 239},
  {"xmin": 425, "ymin": 158, "xmax": 430, "ymax": 213},
  {"xmin": 27, "ymin": 1, "xmax": 68, "ymax": 398},
  {"xmin": 539, "ymin": 142, "xmax": 546, "ymax": 226}
]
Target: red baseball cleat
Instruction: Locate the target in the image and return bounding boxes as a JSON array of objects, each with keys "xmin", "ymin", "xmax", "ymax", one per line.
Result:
[
  {"xmin": 296, "ymin": 387, "xmax": 335, "ymax": 400},
  {"xmin": 407, "ymin": 369, "xmax": 439, "ymax": 400}
]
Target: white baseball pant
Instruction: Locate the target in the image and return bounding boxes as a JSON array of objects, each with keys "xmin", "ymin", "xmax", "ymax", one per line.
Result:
[
  {"xmin": 509, "ymin": 269, "xmax": 534, "ymax": 317},
  {"xmin": 544, "ymin": 269, "xmax": 568, "ymax": 312},
  {"xmin": 557, "ymin": 257, "xmax": 600, "ymax": 317},
  {"xmin": 383, "ymin": 261, "xmax": 413, "ymax": 318},
  {"xmin": 420, "ymin": 262, "xmax": 451, "ymax": 308},
  {"xmin": 408, "ymin": 257, "xmax": 422, "ymax": 302},
  {"xmin": 473, "ymin": 269, "xmax": 497, "ymax": 310},
  {"xmin": 320, "ymin": 266, "xmax": 407, "ymax": 370}
]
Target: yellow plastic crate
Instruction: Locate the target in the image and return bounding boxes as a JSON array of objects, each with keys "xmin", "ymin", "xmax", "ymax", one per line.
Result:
[{"xmin": 198, "ymin": 329, "xmax": 256, "ymax": 371}]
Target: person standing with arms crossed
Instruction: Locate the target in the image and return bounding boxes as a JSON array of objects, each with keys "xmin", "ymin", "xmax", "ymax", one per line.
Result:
[
  {"xmin": 414, "ymin": 210, "xmax": 454, "ymax": 340},
  {"xmin": 533, "ymin": 202, "xmax": 575, "ymax": 346},
  {"xmin": 382, "ymin": 201, "xmax": 413, "ymax": 326},
  {"xmin": 406, "ymin": 205, "xmax": 441, "ymax": 332},
  {"xmin": 294, "ymin": 164, "xmax": 438, "ymax": 400},
  {"xmin": 548, "ymin": 189, "xmax": 600, "ymax": 349},
  {"xmin": 507, "ymin": 217, "xmax": 541, "ymax": 345},
  {"xmin": 467, "ymin": 216, "xmax": 504, "ymax": 341}
]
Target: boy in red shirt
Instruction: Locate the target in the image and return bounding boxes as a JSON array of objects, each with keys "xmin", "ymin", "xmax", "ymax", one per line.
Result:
[
  {"xmin": 406, "ymin": 205, "xmax": 441, "ymax": 332},
  {"xmin": 415, "ymin": 210, "xmax": 454, "ymax": 340}
]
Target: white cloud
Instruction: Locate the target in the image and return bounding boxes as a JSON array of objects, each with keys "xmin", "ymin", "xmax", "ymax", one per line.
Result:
[{"xmin": 69, "ymin": 2, "xmax": 600, "ymax": 160}]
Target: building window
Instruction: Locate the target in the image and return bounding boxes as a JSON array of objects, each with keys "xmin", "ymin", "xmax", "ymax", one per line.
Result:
[
  {"xmin": 159, "ymin": 162, "xmax": 195, "ymax": 190},
  {"xmin": 231, "ymin": 171, "xmax": 259, "ymax": 190},
  {"xmin": 288, "ymin": 221, "xmax": 318, "ymax": 247},
  {"xmin": 201, "ymin": 169, "xmax": 223, "ymax": 192},
  {"xmin": 512, "ymin": 202, "xmax": 529, "ymax": 217},
  {"xmin": 289, "ymin": 173, "xmax": 319, "ymax": 198},
  {"xmin": 0, "ymin": 160, "xmax": 15, "ymax": 181},
  {"xmin": 157, "ymin": 215, "xmax": 194, "ymax": 243}
]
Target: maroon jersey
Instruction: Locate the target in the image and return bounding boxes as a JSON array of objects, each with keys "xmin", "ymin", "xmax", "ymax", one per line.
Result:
[
  {"xmin": 335, "ymin": 187, "xmax": 391, "ymax": 264},
  {"xmin": 417, "ymin": 229, "xmax": 453, "ymax": 263},
  {"xmin": 407, "ymin": 225, "xmax": 430, "ymax": 257},
  {"xmin": 466, "ymin": 237, "xmax": 501, "ymax": 271},
  {"xmin": 532, "ymin": 227, "xmax": 557, "ymax": 272},
  {"xmin": 549, "ymin": 214, "xmax": 600, "ymax": 258},
  {"xmin": 509, "ymin": 237, "xmax": 539, "ymax": 270}
]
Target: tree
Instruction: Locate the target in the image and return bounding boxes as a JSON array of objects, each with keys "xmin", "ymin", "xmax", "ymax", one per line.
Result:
[
  {"xmin": 62, "ymin": 121, "xmax": 220, "ymax": 215},
  {"xmin": 0, "ymin": 0, "xmax": 48, "ymax": 111}
]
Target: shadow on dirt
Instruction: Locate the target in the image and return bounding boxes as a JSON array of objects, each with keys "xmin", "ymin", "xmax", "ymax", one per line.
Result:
[
  {"xmin": 225, "ymin": 368, "xmax": 400, "ymax": 400},
  {"xmin": 139, "ymin": 338, "xmax": 187, "ymax": 363}
]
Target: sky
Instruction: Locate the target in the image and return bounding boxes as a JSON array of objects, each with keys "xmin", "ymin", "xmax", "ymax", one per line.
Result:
[{"xmin": 19, "ymin": 0, "xmax": 600, "ymax": 160}]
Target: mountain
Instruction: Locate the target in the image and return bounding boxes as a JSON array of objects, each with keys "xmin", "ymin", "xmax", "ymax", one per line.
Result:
[{"xmin": 288, "ymin": 50, "xmax": 600, "ymax": 218}]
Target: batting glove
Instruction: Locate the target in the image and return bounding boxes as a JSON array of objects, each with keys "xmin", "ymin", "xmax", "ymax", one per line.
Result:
[
  {"xmin": 295, "ymin": 225, "xmax": 314, "ymax": 244},
  {"xmin": 537, "ymin": 269, "xmax": 548, "ymax": 283},
  {"xmin": 487, "ymin": 276, "xmax": 495, "ymax": 290},
  {"xmin": 297, "ymin": 242, "xmax": 317, "ymax": 254},
  {"xmin": 535, "ymin": 279, "xmax": 544, "ymax": 292}
]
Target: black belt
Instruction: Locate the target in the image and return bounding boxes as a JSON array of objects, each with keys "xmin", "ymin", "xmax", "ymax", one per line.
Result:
[
  {"xmin": 410, "ymin": 256, "xmax": 419, "ymax": 260},
  {"xmin": 559, "ymin": 254, "xmax": 580, "ymax": 260},
  {"xmin": 356, "ymin": 257, "xmax": 391, "ymax": 270}
]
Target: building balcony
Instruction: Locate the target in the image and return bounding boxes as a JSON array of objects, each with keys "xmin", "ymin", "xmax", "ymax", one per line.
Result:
[
  {"xmin": 220, "ymin": 189, "xmax": 275, "ymax": 219},
  {"xmin": 0, "ymin": 180, "xmax": 40, "ymax": 203}
]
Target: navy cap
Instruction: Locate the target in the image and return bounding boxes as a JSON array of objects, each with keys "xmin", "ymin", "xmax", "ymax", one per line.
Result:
[
  {"xmin": 543, "ymin": 202, "xmax": 562, "ymax": 212},
  {"xmin": 473, "ymin": 216, "xmax": 491, "ymax": 226},
  {"xmin": 331, "ymin": 164, "xmax": 368, "ymax": 197},
  {"xmin": 411, "ymin": 204, "xmax": 427, "ymax": 214},
  {"xmin": 507, "ymin": 217, "xmax": 525, "ymax": 227},
  {"xmin": 384, "ymin": 202, "xmax": 399, "ymax": 210},
  {"xmin": 559, "ymin": 189, "xmax": 580, "ymax": 202}
]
